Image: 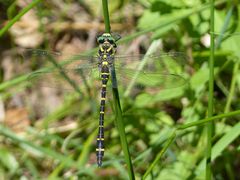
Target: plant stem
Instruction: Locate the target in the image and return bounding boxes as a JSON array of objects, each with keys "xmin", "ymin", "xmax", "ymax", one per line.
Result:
[
  {"xmin": 143, "ymin": 131, "xmax": 176, "ymax": 179},
  {"xmin": 102, "ymin": 0, "xmax": 111, "ymax": 33},
  {"xmin": 206, "ymin": 0, "xmax": 215, "ymax": 179},
  {"xmin": 177, "ymin": 109, "xmax": 240, "ymax": 130},
  {"xmin": 223, "ymin": 62, "xmax": 239, "ymax": 120},
  {"xmin": 112, "ymin": 81, "xmax": 135, "ymax": 179}
]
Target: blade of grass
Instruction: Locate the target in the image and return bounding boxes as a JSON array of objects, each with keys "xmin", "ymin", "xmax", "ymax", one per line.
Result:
[
  {"xmin": 196, "ymin": 121, "xmax": 240, "ymax": 175},
  {"xmin": 214, "ymin": 5, "xmax": 234, "ymax": 49},
  {"xmin": 177, "ymin": 109, "xmax": 240, "ymax": 130},
  {"xmin": 0, "ymin": 74, "xmax": 29, "ymax": 91},
  {"xmin": 102, "ymin": 0, "xmax": 111, "ymax": 33},
  {"xmin": 102, "ymin": 0, "xmax": 134, "ymax": 178},
  {"xmin": 77, "ymin": 128, "xmax": 98, "ymax": 166},
  {"xmin": 0, "ymin": 0, "xmax": 42, "ymax": 37},
  {"xmin": 0, "ymin": 148, "xmax": 19, "ymax": 173},
  {"xmin": 142, "ymin": 131, "xmax": 176, "ymax": 180},
  {"xmin": 24, "ymin": 159, "xmax": 39, "ymax": 179},
  {"xmin": 48, "ymin": 162, "xmax": 65, "ymax": 179},
  {"xmin": 206, "ymin": 0, "xmax": 215, "ymax": 179},
  {"xmin": 0, "ymin": 124, "xmax": 77, "ymax": 168},
  {"xmin": 223, "ymin": 62, "xmax": 239, "ymax": 121},
  {"xmin": 211, "ymin": 121, "xmax": 240, "ymax": 160},
  {"xmin": 111, "ymin": 83, "xmax": 135, "ymax": 179},
  {"xmin": 62, "ymin": 129, "xmax": 82, "ymax": 154}
]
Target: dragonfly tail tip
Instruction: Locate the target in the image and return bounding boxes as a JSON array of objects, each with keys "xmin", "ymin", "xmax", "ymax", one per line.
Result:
[{"xmin": 97, "ymin": 156, "xmax": 103, "ymax": 167}]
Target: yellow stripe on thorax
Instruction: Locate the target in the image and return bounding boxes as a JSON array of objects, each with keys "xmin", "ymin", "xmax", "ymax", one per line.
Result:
[
  {"xmin": 107, "ymin": 47, "xmax": 112, "ymax": 52},
  {"xmin": 102, "ymin": 61, "xmax": 108, "ymax": 65}
]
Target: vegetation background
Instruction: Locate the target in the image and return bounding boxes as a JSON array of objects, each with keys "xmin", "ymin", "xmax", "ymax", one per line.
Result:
[{"xmin": 0, "ymin": 0, "xmax": 240, "ymax": 179}]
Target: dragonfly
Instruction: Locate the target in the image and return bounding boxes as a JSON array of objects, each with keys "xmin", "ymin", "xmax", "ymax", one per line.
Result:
[{"xmin": 23, "ymin": 33, "xmax": 187, "ymax": 167}]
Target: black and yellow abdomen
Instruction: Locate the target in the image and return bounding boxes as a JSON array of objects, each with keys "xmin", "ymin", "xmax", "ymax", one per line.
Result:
[{"xmin": 96, "ymin": 63, "xmax": 110, "ymax": 167}]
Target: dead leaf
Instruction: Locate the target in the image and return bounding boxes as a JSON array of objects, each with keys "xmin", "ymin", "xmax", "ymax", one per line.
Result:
[{"xmin": 4, "ymin": 108, "xmax": 30, "ymax": 133}]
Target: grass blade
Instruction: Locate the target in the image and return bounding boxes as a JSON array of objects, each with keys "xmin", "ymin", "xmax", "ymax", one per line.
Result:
[
  {"xmin": 196, "ymin": 121, "xmax": 240, "ymax": 176},
  {"xmin": 0, "ymin": 0, "xmax": 43, "ymax": 37},
  {"xmin": 102, "ymin": 0, "xmax": 111, "ymax": 33},
  {"xmin": 77, "ymin": 128, "xmax": 98, "ymax": 166},
  {"xmin": 177, "ymin": 109, "xmax": 240, "ymax": 130},
  {"xmin": 111, "ymin": 68, "xmax": 135, "ymax": 179},
  {"xmin": 0, "ymin": 124, "xmax": 77, "ymax": 168},
  {"xmin": 206, "ymin": 0, "xmax": 215, "ymax": 179},
  {"xmin": 143, "ymin": 131, "xmax": 176, "ymax": 179}
]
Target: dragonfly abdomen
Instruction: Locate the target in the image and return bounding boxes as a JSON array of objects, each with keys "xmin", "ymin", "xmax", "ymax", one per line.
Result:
[{"xmin": 96, "ymin": 65, "xmax": 110, "ymax": 167}]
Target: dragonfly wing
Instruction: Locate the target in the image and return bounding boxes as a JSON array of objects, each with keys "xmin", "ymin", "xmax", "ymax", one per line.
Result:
[
  {"xmin": 27, "ymin": 66, "xmax": 101, "ymax": 93},
  {"xmin": 112, "ymin": 52, "xmax": 187, "ymax": 97},
  {"xmin": 22, "ymin": 49, "xmax": 99, "ymax": 70},
  {"xmin": 21, "ymin": 49, "xmax": 102, "ymax": 92},
  {"xmin": 113, "ymin": 68, "xmax": 187, "ymax": 91},
  {"xmin": 114, "ymin": 52, "xmax": 187, "ymax": 73},
  {"xmin": 23, "ymin": 49, "xmax": 187, "ymax": 95}
]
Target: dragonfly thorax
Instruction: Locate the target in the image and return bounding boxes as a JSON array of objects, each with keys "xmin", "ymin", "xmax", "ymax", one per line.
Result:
[
  {"xmin": 99, "ymin": 42, "xmax": 115, "ymax": 54},
  {"xmin": 97, "ymin": 33, "xmax": 117, "ymax": 57}
]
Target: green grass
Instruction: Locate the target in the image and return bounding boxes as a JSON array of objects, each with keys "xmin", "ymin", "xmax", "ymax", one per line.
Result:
[
  {"xmin": 206, "ymin": 0, "xmax": 215, "ymax": 178},
  {"xmin": 0, "ymin": 0, "xmax": 42, "ymax": 37},
  {"xmin": 0, "ymin": 0, "xmax": 240, "ymax": 179}
]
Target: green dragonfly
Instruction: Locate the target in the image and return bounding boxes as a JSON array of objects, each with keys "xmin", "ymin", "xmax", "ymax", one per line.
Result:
[{"xmin": 24, "ymin": 33, "xmax": 187, "ymax": 167}]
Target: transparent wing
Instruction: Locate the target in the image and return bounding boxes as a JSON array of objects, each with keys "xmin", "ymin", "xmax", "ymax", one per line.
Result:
[
  {"xmin": 22, "ymin": 49, "xmax": 187, "ymax": 95},
  {"xmin": 113, "ymin": 52, "xmax": 187, "ymax": 90},
  {"xmin": 22, "ymin": 49, "xmax": 186, "ymax": 71},
  {"xmin": 22, "ymin": 49, "xmax": 101, "ymax": 93},
  {"xmin": 118, "ymin": 52, "xmax": 185, "ymax": 70},
  {"xmin": 115, "ymin": 69, "xmax": 186, "ymax": 88},
  {"xmin": 27, "ymin": 68, "xmax": 101, "ymax": 93},
  {"xmin": 22, "ymin": 49, "xmax": 99, "ymax": 70}
]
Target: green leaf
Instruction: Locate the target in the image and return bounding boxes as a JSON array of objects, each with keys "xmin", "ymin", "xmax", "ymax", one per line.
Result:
[
  {"xmin": 195, "ymin": 121, "xmax": 240, "ymax": 177},
  {"xmin": 135, "ymin": 87, "xmax": 184, "ymax": 107},
  {"xmin": 0, "ymin": 148, "xmax": 19, "ymax": 173}
]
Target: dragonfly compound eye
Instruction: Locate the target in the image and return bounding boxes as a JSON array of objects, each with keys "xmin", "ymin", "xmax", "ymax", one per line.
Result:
[
  {"xmin": 108, "ymin": 39, "xmax": 114, "ymax": 44},
  {"xmin": 97, "ymin": 37, "xmax": 105, "ymax": 44}
]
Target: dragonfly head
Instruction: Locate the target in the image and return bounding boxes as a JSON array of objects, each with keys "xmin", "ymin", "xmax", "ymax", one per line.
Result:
[{"xmin": 97, "ymin": 33, "xmax": 120, "ymax": 50}]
